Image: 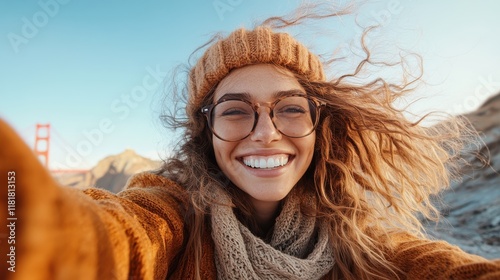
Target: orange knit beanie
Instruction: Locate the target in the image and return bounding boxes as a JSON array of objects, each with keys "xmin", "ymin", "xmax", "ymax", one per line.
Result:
[{"xmin": 187, "ymin": 26, "xmax": 325, "ymax": 117}]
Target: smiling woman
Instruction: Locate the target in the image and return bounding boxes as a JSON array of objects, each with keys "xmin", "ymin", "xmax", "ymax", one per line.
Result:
[
  {"xmin": 1, "ymin": 2, "xmax": 500, "ymax": 280},
  {"xmin": 210, "ymin": 65, "xmax": 317, "ymax": 231}
]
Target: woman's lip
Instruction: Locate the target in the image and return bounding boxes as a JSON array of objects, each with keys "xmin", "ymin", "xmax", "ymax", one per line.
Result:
[
  {"xmin": 238, "ymin": 153, "xmax": 290, "ymax": 160},
  {"xmin": 237, "ymin": 149, "xmax": 294, "ymax": 158}
]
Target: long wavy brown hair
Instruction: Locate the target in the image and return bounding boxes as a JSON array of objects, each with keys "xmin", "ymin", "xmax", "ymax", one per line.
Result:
[{"xmin": 158, "ymin": 3, "xmax": 476, "ymax": 279}]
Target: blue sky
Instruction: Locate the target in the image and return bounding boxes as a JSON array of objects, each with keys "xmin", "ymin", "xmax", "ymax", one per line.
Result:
[{"xmin": 1, "ymin": 0, "xmax": 499, "ymax": 169}]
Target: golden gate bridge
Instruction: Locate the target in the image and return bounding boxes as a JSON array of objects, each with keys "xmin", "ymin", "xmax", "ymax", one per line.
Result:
[{"xmin": 33, "ymin": 123, "xmax": 88, "ymax": 174}]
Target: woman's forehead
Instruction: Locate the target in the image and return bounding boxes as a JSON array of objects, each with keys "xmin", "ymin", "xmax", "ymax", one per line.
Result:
[{"xmin": 213, "ymin": 64, "xmax": 304, "ymax": 101}]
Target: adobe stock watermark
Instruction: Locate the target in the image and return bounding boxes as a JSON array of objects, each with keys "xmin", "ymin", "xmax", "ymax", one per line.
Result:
[
  {"xmin": 52, "ymin": 65, "xmax": 167, "ymax": 169},
  {"xmin": 7, "ymin": 0, "xmax": 71, "ymax": 54},
  {"xmin": 213, "ymin": 0, "xmax": 244, "ymax": 21},
  {"xmin": 447, "ymin": 74, "xmax": 500, "ymax": 115},
  {"xmin": 369, "ymin": 0, "xmax": 406, "ymax": 28},
  {"xmin": 6, "ymin": 171, "xmax": 17, "ymax": 273},
  {"xmin": 337, "ymin": 0, "xmax": 408, "ymax": 57}
]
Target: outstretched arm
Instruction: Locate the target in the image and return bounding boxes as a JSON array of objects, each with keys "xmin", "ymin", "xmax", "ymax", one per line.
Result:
[{"xmin": 0, "ymin": 119, "xmax": 186, "ymax": 279}]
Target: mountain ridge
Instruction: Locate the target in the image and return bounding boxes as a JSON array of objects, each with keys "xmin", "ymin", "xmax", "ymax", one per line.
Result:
[{"xmin": 53, "ymin": 148, "xmax": 161, "ymax": 193}]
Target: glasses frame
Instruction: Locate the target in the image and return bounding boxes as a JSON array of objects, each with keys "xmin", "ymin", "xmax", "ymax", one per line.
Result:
[{"xmin": 201, "ymin": 94, "xmax": 326, "ymax": 142}]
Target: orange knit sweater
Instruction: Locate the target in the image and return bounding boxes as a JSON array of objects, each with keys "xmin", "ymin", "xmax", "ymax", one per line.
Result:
[{"xmin": 1, "ymin": 119, "xmax": 499, "ymax": 280}]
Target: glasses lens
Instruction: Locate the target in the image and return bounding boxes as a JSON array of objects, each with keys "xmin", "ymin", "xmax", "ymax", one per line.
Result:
[
  {"xmin": 273, "ymin": 96, "xmax": 317, "ymax": 137},
  {"xmin": 211, "ymin": 100, "xmax": 255, "ymax": 141}
]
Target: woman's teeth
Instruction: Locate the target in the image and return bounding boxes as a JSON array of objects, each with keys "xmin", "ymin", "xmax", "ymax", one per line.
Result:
[{"xmin": 243, "ymin": 155, "xmax": 289, "ymax": 169}]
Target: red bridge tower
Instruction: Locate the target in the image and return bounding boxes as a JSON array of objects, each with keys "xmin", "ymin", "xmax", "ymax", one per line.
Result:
[{"xmin": 34, "ymin": 123, "xmax": 51, "ymax": 168}]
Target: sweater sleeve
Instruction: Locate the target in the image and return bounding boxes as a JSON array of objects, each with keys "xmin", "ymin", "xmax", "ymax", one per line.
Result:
[
  {"xmin": 389, "ymin": 232, "xmax": 500, "ymax": 280},
  {"xmin": 0, "ymin": 119, "xmax": 186, "ymax": 280}
]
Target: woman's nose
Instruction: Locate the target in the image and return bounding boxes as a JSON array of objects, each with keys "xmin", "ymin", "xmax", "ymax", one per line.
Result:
[{"xmin": 249, "ymin": 108, "xmax": 282, "ymax": 143}]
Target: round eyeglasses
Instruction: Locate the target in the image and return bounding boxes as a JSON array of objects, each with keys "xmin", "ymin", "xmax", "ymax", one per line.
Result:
[{"xmin": 201, "ymin": 94, "xmax": 326, "ymax": 142}]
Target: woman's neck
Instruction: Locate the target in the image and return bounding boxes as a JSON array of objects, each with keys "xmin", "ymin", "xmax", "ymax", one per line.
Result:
[{"xmin": 251, "ymin": 199, "xmax": 282, "ymax": 236}]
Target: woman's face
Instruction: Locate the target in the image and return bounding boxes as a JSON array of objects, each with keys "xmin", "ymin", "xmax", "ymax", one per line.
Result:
[{"xmin": 211, "ymin": 64, "xmax": 316, "ymax": 211}]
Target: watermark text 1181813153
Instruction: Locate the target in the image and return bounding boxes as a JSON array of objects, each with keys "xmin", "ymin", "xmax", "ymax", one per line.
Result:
[{"xmin": 7, "ymin": 171, "xmax": 16, "ymax": 272}]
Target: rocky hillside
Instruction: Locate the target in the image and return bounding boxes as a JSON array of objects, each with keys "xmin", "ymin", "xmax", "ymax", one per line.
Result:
[
  {"xmin": 424, "ymin": 93, "xmax": 500, "ymax": 259},
  {"xmin": 53, "ymin": 149, "xmax": 161, "ymax": 193}
]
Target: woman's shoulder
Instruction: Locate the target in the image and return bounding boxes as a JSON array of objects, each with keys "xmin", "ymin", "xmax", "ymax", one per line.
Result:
[
  {"xmin": 124, "ymin": 171, "xmax": 183, "ymax": 191},
  {"xmin": 387, "ymin": 231, "xmax": 500, "ymax": 279},
  {"xmin": 121, "ymin": 171, "xmax": 189, "ymax": 209},
  {"xmin": 388, "ymin": 231, "xmax": 486, "ymax": 262},
  {"xmin": 81, "ymin": 171, "xmax": 191, "ymax": 221}
]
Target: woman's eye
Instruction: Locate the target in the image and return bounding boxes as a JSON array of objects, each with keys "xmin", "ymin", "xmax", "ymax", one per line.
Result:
[
  {"xmin": 280, "ymin": 106, "xmax": 306, "ymax": 114},
  {"xmin": 221, "ymin": 108, "xmax": 251, "ymax": 116}
]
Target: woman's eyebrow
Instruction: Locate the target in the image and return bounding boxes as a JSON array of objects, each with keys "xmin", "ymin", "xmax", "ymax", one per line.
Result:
[
  {"xmin": 216, "ymin": 92, "xmax": 252, "ymax": 102},
  {"xmin": 273, "ymin": 89, "xmax": 307, "ymax": 98}
]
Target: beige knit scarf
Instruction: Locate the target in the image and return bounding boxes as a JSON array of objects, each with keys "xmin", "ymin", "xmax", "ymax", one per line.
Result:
[{"xmin": 210, "ymin": 187, "xmax": 335, "ymax": 279}]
